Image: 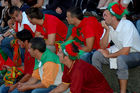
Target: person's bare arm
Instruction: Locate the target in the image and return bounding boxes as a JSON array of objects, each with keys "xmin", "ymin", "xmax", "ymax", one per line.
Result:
[
  {"xmin": 100, "ymin": 21, "xmax": 110, "ymax": 49},
  {"xmin": 49, "ymin": 83, "xmax": 70, "ymax": 93},
  {"xmin": 33, "ymin": 0, "xmax": 44, "ymax": 8},
  {"xmin": 1, "ymin": 21, "xmax": 5, "ymax": 27},
  {"xmin": 22, "ymin": 77, "xmax": 38, "ymax": 85},
  {"xmin": 67, "ymin": 35, "xmax": 74, "ymax": 41},
  {"xmin": 17, "ymin": 82, "xmax": 46, "ymax": 92},
  {"xmin": 46, "ymin": 33, "xmax": 56, "ymax": 45},
  {"xmin": 81, "ymin": 37, "xmax": 94, "ymax": 52},
  {"xmin": 99, "ymin": 47, "xmax": 130, "ymax": 58},
  {"xmin": 8, "ymin": 74, "xmax": 32, "ymax": 92}
]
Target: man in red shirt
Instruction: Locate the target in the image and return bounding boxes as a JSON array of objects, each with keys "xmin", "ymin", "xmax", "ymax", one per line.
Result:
[
  {"xmin": 8, "ymin": 29, "xmax": 35, "ymax": 93},
  {"xmin": 25, "ymin": 7, "xmax": 68, "ymax": 53},
  {"xmin": 67, "ymin": 7, "xmax": 103, "ymax": 64},
  {"xmin": 50, "ymin": 40, "xmax": 113, "ymax": 93}
]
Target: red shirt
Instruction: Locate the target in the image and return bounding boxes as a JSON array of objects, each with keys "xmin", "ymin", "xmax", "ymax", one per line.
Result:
[
  {"xmin": 24, "ymin": 50, "xmax": 35, "ymax": 75},
  {"xmin": 71, "ymin": 17, "xmax": 103, "ymax": 50},
  {"xmin": 62, "ymin": 59, "xmax": 113, "ymax": 93},
  {"xmin": 36, "ymin": 14, "xmax": 68, "ymax": 41}
]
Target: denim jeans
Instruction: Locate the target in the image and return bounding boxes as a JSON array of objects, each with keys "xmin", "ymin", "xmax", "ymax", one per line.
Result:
[
  {"xmin": 92, "ymin": 51, "xmax": 140, "ymax": 79},
  {"xmin": 0, "ymin": 37, "xmax": 25, "ymax": 63},
  {"xmin": 11, "ymin": 85, "xmax": 57, "ymax": 93},
  {"xmin": 0, "ymin": 84, "xmax": 10, "ymax": 93},
  {"xmin": 0, "ymin": 37, "xmax": 14, "ymax": 60},
  {"xmin": 80, "ymin": 49, "xmax": 96, "ymax": 64}
]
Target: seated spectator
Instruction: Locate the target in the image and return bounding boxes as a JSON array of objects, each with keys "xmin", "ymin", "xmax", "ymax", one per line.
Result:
[
  {"xmin": 0, "ymin": 0, "xmax": 11, "ymax": 34},
  {"xmin": 26, "ymin": 7, "xmax": 68, "ymax": 53},
  {"xmin": 92, "ymin": 2, "xmax": 140, "ymax": 93},
  {"xmin": 44, "ymin": 0, "xmax": 73, "ymax": 20},
  {"xmin": 67, "ymin": 7, "xmax": 103, "ymax": 64},
  {"xmin": 0, "ymin": 6, "xmax": 36, "ymax": 63},
  {"xmin": 11, "ymin": 37, "xmax": 63, "ymax": 93},
  {"xmin": 0, "ymin": 29, "xmax": 35, "ymax": 93},
  {"xmin": 6, "ymin": 0, "xmax": 30, "ymax": 30},
  {"xmin": 50, "ymin": 40, "xmax": 113, "ymax": 93},
  {"xmin": 23, "ymin": 0, "xmax": 37, "ymax": 7},
  {"xmin": 11, "ymin": 0, "xmax": 29, "ymax": 12},
  {"xmin": 127, "ymin": 0, "xmax": 140, "ymax": 34},
  {"xmin": 97, "ymin": 0, "xmax": 131, "ymax": 10},
  {"xmin": 33, "ymin": 0, "xmax": 49, "ymax": 9}
]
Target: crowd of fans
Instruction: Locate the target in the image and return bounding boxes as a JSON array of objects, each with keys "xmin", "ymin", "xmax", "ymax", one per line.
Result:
[{"xmin": 0, "ymin": 0, "xmax": 140, "ymax": 93}]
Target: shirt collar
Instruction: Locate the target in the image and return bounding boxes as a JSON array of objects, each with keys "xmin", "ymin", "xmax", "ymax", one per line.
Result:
[{"xmin": 115, "ymin": 19, "xmax": 123, "ymax": 32}]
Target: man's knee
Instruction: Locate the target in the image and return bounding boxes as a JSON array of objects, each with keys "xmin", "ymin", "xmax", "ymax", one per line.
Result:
[
  {"xmin": 92, "ymin": 51, "xmax": 102, "ymax": 60},
  {"xmin": 117, "ymin": 55, "xmax": 129, "ymax": 79},
  {"xmin": 117, "ymin": 55, "xmax": 128, "ymax": 70}
]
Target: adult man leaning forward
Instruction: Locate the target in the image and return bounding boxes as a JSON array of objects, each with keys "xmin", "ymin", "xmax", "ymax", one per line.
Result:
[
  {"xmin": 66, "ymin": 7, "xmax": 103, "ymax": 64},
  {"xmin": 92, "ymin": 2, "xmax": 140, "ymax": 93},
  {"xmin": 25, "ymin": 7, "xmax": 68, "ymax": 53},
  {"xmin": 11, "ymin": 37, "xmax": 63, "ymax": 93},
  {"xmin": 50, "ymin": 40, "xmax": 113, "ymax": 93},
  {"xmin": 0, "ymin": 29, "xmax": 35, "ymax": 93}
]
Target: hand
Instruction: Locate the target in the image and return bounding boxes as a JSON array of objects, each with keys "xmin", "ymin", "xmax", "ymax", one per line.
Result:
[
  {"xmin": 101, "ymin": 20, "xmax": 109, "ymax": 31},
  {"xmin": 56, "ymin": 7, "xmax": 62, "ymax": 14},
  {"xmin": 8, "ymin": 19, "xmax": 14, "ymax": 29},
  {"xmin": 17, "ymin": 84, "xmax": 30, "ymax": 92},
  {"xmin": 49, "ymin": 89, "xmax": 56, "ymax": 93},
  {"xmin": 98, "ymin": 49, "xmax": 110, "ymax": 58},
  {"xmin": 17, "ymin": 82, "xmax": 26, "ymax": 88},
  {"xmin": 8, "ymin": 84, "xmax": 17, "ymax": 93},
  {"xmin": 35, "ymin": 32, "xmax": 44, "ymax": 38},
  {"xmin": 2, "ymin": 65, "xmax": 11, "ymax": 70},
  {"xmin": 3, "ymin": 30, "xmax": 11, "ymax": 37}
]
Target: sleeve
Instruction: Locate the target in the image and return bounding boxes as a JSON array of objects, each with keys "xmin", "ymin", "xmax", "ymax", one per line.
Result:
[
  {"xmin": 32, "ymin": 69, "xmax": 41, "ymax": 80},
  {"xmin": 62, "ymin": 66, "xmax": 71, "ymax": 84},
  {"xmin": 41, "ymin": 62, "xmax": 59, "ymax": 88},
  {"xmin": 83, "ymin": 22, "xmax": 96, "ymax": 38},
  {"xmin": 70, "ymin": 69, "xmax": 83, "ymax": 93},
  {"xmin": 71, "ymin": 27, "xmax": 77, "ymax": 37},
  {"xmin": 46, "ymin": 18, "xmax": 57, "ymax": 35},
  {"xmin": 36, "ymin": 25, "xmax": 47, "ymax": 38},
  {"xmin": 26, "ymin": 57, "xmax": 35, "ymax": 75},
  {"xmin": 121, "ymin": 24, "xmax": 135, "ymax": 47}
]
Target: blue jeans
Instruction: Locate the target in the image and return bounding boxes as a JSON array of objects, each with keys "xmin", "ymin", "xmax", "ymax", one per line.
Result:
[
  {"xmin": 92, "ymin": 51, "xmax": 140, "ymax": 79},
  {"xmin": 11, "ymin": 85, "xmax": 57, "ymax": 93},
  {"xmin": 0, "ymin": 37, "xmax": 25, "ymax": 63},
  {"xmin": 0, "ymin": 84, "xmax": 10, "ymax": 93},
  {"xmin": 0, "ymin": 37, "xmax": 14, "ymax": 60},
  {"xmin": 136, "ymin": 19, "xmax": 140, "ymax": 35},
  {"xmin": 80, "ymin": 50, "xmax": 96, "ymax": 64}
]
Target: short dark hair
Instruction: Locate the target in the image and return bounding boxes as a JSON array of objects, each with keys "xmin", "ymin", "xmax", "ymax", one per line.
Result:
[
  {"xmin": 30, "ymin": 37, "xmax": 46, "ymax": 53},
  {"xmin": 25, "ymin": 7, "xmax": 43, "ymax": 19},
  {"xmin": 16, "ymin": 29, "xmax": 33, "ymax": 42},
  {"xmin": 9, "ymin": 6, "xmax": 21, "ymax": 15},
  {"xmin": 67, "ymin": 7, "xmax": 84, "ymax": 20}
]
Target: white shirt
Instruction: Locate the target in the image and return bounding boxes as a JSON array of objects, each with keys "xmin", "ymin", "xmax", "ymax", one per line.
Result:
[
  {"xmin": 18, "ymin": 12, "xmax": 36, "ymax": 32},
  {"xmin": 107, "ymin": 19, "xmax": 140, "ymax": 52}
]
